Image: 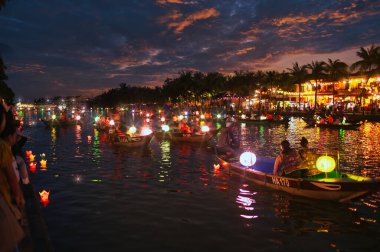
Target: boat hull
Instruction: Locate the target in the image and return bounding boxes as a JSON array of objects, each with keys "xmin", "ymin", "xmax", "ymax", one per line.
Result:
[
  {"xmin": 112, "ymin": 134, "xmax": 153, "ymax": 147},
  {"xmin": 216, "ymin": 154, "xmax": 380, "ymax": 202}
]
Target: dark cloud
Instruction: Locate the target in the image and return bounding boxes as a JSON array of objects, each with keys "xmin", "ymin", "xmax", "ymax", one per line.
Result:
[{"xmin": 0, "ymin": 0, "xmax": 379, "ymax": 100}]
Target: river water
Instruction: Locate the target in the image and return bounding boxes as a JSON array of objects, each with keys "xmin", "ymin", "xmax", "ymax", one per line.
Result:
[{"xmin": 21, "ymin": 110, "xmax": 380, "ymax": 252}]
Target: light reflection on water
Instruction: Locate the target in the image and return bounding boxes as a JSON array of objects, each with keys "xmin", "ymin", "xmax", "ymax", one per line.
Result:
[{"xmin": 21, "ymin": 112, "xmax": 380, "ymax": 252}]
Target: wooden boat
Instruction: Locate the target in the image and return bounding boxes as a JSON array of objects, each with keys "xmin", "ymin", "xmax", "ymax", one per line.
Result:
[
  {"xmin": 155, "ymin": 128, "xmax": 219, "ymax": 143},
  {"xmin": 302, "ymin": 118, "xmax": 362, "ymax": 129},
  {"xmin": 240, "ymin": 117, "xmax": 290, "ymax": 124},
  {"xmin": 41, "ymin": 119, "xmax": 81, "ymax": 127},
  {"xmin": 111, "ymin": 132, "xmax": 154, "ymax": 147},
  {"xmin": 216, "ymin": 151, "xmax": 380, "ymax": 202}
]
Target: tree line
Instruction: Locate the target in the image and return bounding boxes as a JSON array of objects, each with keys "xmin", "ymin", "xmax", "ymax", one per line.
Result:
[{"xmin": 87, "ymin": 44, "xmax": 380, "ymax": 110}]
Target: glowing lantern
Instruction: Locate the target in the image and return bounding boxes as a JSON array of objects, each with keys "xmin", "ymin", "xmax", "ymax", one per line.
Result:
[
  {"xmin": 316, "ymin": 156, "xmax": 336, "ymax": 173},
  {"xmin": 201, "ymin": 125, "xmax": 210, "ymax": 132},
  {"xmin": 160, "ymin": 117, "xmax": 165, "ymax": 122},
  {"xmin": 241, "ymin": 114, "xmax": 246, "ymax": 119},
  {"xmin": 260, "ymin": 116, "xmax": 267, "ymax": 120},
  {"xmin": 128, "ymin": 126, "xmax": 137, "ymax": 135},
  {"xmin": 239, "ymin": 152, "xmax": 257, "ymax": 167},
  {"xmin": 29, "ymin": 162, "xmax": 36, "ymax": 173},
  {"xmin": 141, "ymin": 127, "xmax": 153, "ymax": 136},
  {"xmin": 109, "ymin": 120, "xmax": 115, "ymax": 126},
  {"xmin": 26, "ymin": 150, "xmax": 32, "ymax": 158},
  {"xmin": 75, "ymin": 115, "xmax": 81, "ymax": 121},
  {"xmin": 213, "ymin": 164, "xmax": 220, "ymax": 170},
  {"xmin": 40, "ymin": 153, "xmax": 46, "ymax": 160},
  {"xmin": 29, "ymin": 154, "xmax": 36, "ymax": 162},
  {"xmin": 217, "ymin": 114, "xmax": 221, "ymax": 119},
  {"xmin": 200, "ymin": 114, "xmax": 205, "ymax": 120},
  {"xmin": 87, "ymin": 136, "xmax": 92, "ymax": 141},
  {"xmin": 40, "ymin": 159, "xmax": 47, "ymax": 168},
  {"xmin": 95, "ymin": 116, "xmax": 100, "ymax": 122},
  {"xmin": 146, "ymin": 118, "xmax": 150, "ymax": 123},
  {"xmin": 162, "ymin": 125, "xmax": 170, "ymax": 132},
  {"xmin": 39, "ymin": 190, "xmax": 50, "ymax": 206},
  {"xmin": 178, "ymin": 115, "xmax": 184, "ymax": 120},
  {"xmin": 51, "ymin": 114, "xmax": 56, "ymax": 120}
]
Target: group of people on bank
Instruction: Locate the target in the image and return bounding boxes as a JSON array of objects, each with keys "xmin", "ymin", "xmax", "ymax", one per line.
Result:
[{"xmin": 1, "ymin": 98, "xmax": 31, "ymax": 251}]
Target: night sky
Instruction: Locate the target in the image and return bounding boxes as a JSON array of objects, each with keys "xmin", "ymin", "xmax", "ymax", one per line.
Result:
[{"xmin": 1, "ymin": 0, "xmax": 380, "ymax": 100}]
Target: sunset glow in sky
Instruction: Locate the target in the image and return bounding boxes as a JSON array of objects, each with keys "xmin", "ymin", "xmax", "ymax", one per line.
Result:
[{"xmin": 1, "ymin": 0, "xmax": 379, "ymax": 100}]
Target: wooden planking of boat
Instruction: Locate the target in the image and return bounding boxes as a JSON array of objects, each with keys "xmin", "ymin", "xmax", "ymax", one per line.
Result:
[
  {"xmin": 155, "ymin": 128, "xmax": 219, "ymax": 143},
  {"xmin": 216, "ymin": 150, "xmax": 380, "ymax": 202}
]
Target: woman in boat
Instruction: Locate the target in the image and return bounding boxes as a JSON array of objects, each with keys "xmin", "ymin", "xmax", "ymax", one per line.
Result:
[
  {"xmin": 179, "ymin": 118, "xmax": 192, "ymax": 133},
  {"xmin": 273, "ymin": 140, "xmax": 304, "ymax": 178},
  {"xmin": 299, "ymin": 137, "xmax": 319, "ymax": 176}
]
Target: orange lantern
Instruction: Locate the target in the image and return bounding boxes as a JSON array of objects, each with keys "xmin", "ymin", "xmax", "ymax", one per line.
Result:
[
  {"xmin": 26, "ymin": 150, "xmax": 32, "ymax": 158},
  {"xmin": 29, "ymin": 154, "xmax": 36, "ymax": 162},
  {"xmin": 39, "ymin": 190, "xmax": 50, "ymax": 206}
]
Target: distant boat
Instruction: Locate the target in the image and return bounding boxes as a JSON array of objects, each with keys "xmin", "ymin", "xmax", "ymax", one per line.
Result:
[
  {"xmin": 111, "ymin": 130, "xmax": 154, "ymax": 147},
  {"xmin": 216, "ymin": 150, "xmax": 380, "ymax": 202},
  {"xmin": 41, "ymin": 119, "xmax": 81, "ymax": 127},
  {"xmin": 302, "ymin": 117, "xmax": 362, "ymax": 129}
]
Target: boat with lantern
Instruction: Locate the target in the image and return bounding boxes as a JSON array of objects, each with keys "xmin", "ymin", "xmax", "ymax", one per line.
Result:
[
  {"xmin": 302, "ymin": 117, "xmax": 362, "ymax": 129},
  {"xmin": 215, "ymin": 150, "xmax": 380, "ymax": 202},
  {"xmin": 240, "ymin": 114, "xmax": 290, "ymax": 124},
  {"xmin": 110, "ymin": 129, "xmax": 154, "ymax": 147},
  {"xmin": 155, "ymin": 125, "xmax": 219, "ymax": 143},
  {"xmin": 41, "ymin": 119, "xmax": 81, "ymax": 127}
]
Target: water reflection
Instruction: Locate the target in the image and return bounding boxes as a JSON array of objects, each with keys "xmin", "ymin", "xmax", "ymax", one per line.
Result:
[
  {"xmin": 159, "ymin": 140, "xmax": 171, "ymax": 183},
  {"xmin": 236, "ymin": 184, "xmax": 258, "ymax": 221}
]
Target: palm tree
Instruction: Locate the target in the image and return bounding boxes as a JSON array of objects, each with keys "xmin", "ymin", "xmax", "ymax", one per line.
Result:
[
  {"xmin": 351, "ymin": 45, "xmax": 380, "ymax": 112},
  {"xmin": 306, "ymin": 61, "xmax": 327, "ymax": 111},
  {"xmin": 325, "ymin": 59, "xmax": 348, "ymax": 105},
  {"xmin": 264, "ymin": 71, "xmax": 280, "ymax": 110},
  {"xmin": 287, "ymin": 62, "xmax": 308, "ymax": 110}
]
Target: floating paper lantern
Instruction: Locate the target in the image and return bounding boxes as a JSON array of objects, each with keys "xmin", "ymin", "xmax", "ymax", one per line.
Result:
[
  {"xmin": 40, "ymin": 153, "xmax": 46, "ymax": 160},
  {"xmin": 316, "ymin": 156, "xmax": 336, "ymax": 173},
  {"xmin": 75, "ymin": 115, "xmax": 81, "ymax": 121},
  {"xmin": 160, "ymin": 117, "xmax": 165, "ymax": 122},
  {"xmin": 95, "ymin": 116, "xmax": 100, "ymax": 122},
  {"xmin": 109, "ymin": 120, "xmax": 115, "ymax": 126},
  {"xmin": 178, "ymin": 115, "xmax": 184, "ymax": 120},
  {"xmin": 200, "ymin": 114, "xmax": 205, "ymax": 120},
  {"xmin": 146, "ymin": 118, "xmax": 150, "ymax": 123},
  {"xmin": 29, "ymin": 163, "xmax": 36, "ymax": 173},
  {"xmin": 51, "ymin": 114, "xmax": 56, "ymax": 120},
  {"xmin": 29, "ymin": 154, "xmax": 36, "ymax": 162},
  {"xmin": 162, "ymin": 125, "xmax": 170, "ymax": 132},
  {"xmin": 40, "ymin": 159, "xmax": 47, "ymax": 168},
  {"xmin": 87, "ymin": 136, "xmax": 92, "ymax": 141},
  {"xmin": 201, "ymin": 125, "xmax": 210, "ymax": 132},
  {"xmin": 241, "ymin": 114, "xmax": 246, "ymax": 119},
  {"xmin": 26, "ymin": 150, "xmax": 32, "ymax": 158},
  {"xmin": 39, "ymin": 190, "xmax": 50, "ymax": 206},
  {"xmin": 217, "ymin": 114, "xmax": 221, "ymax": 119},
  {"xmin": 213, "ymin": 164, "xmax": 220, "ymax": 170},
  {"xmin": 141, "ymin": 127, "xmax": 153, "ymax": 136},
  {"xmin": 239, "ymin": 152, "xmax": 257, "ymax": 167}
]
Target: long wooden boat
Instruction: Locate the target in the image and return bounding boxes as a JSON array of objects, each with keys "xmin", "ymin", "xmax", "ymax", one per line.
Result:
[
  {"xmin": 111, "ymin": 133, "xmax": 154, "ymax": 147},
  {"xmin": 41, "ymin": 119, "xmax": 81, "ymax": 127},
  {"xmin": 155, "ymin": 128, "xmax": 219, "ymax": 143},
  {"xmin": 216, "ymin": 151, "xmax": 380, "ymax": 202},
  {"xmin": 240, "ymin": 117, "xmax": 290, "ymax": 124},
  {"xmin": 302, "ymin": 118, "xmax": 362, "ymax": 129}
]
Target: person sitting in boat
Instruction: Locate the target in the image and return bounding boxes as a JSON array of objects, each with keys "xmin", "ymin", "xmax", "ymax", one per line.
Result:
[
  {"xmin": 273, "ymin": 140, "xmax": 304, "ymax": 178},
  {"xmin": 179, "ymin": 118, "xmax": 192, "ymax": 134},
  {"xmin": 327, "ymin": 114, "xmax": 333, "ymax": 124},
  {"xmin": 216, "ymin": 117, "xmax": 241, "ymax": 158},
  {"xmin": 299, "ymin": 137, "xmax": 319, "ymax": 176}
]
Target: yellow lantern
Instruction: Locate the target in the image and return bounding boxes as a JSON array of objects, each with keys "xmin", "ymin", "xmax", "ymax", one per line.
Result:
[
  {"xmin": 52, "ymin": 114, "xmax": 56, "ymax": 120},
  {"xmin": 316, "ymin": 156, "xmax": 336, "ymax": 173},
  {"xmin": 29, "ymin": 154, "xmax": 36, "ymax": 162},
  {"xmin": 128, "ymin": 126, "xmax": 137, "ymax": 135},
  {"xmin": 40, "ymin": 159, "xmax": 47, "ymax": 168}
]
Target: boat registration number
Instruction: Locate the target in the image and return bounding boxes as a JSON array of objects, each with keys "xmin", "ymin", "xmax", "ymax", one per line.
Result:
[{"xmin": 271, "ymin": 177, "xmax": 290, "ymax": 187}]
